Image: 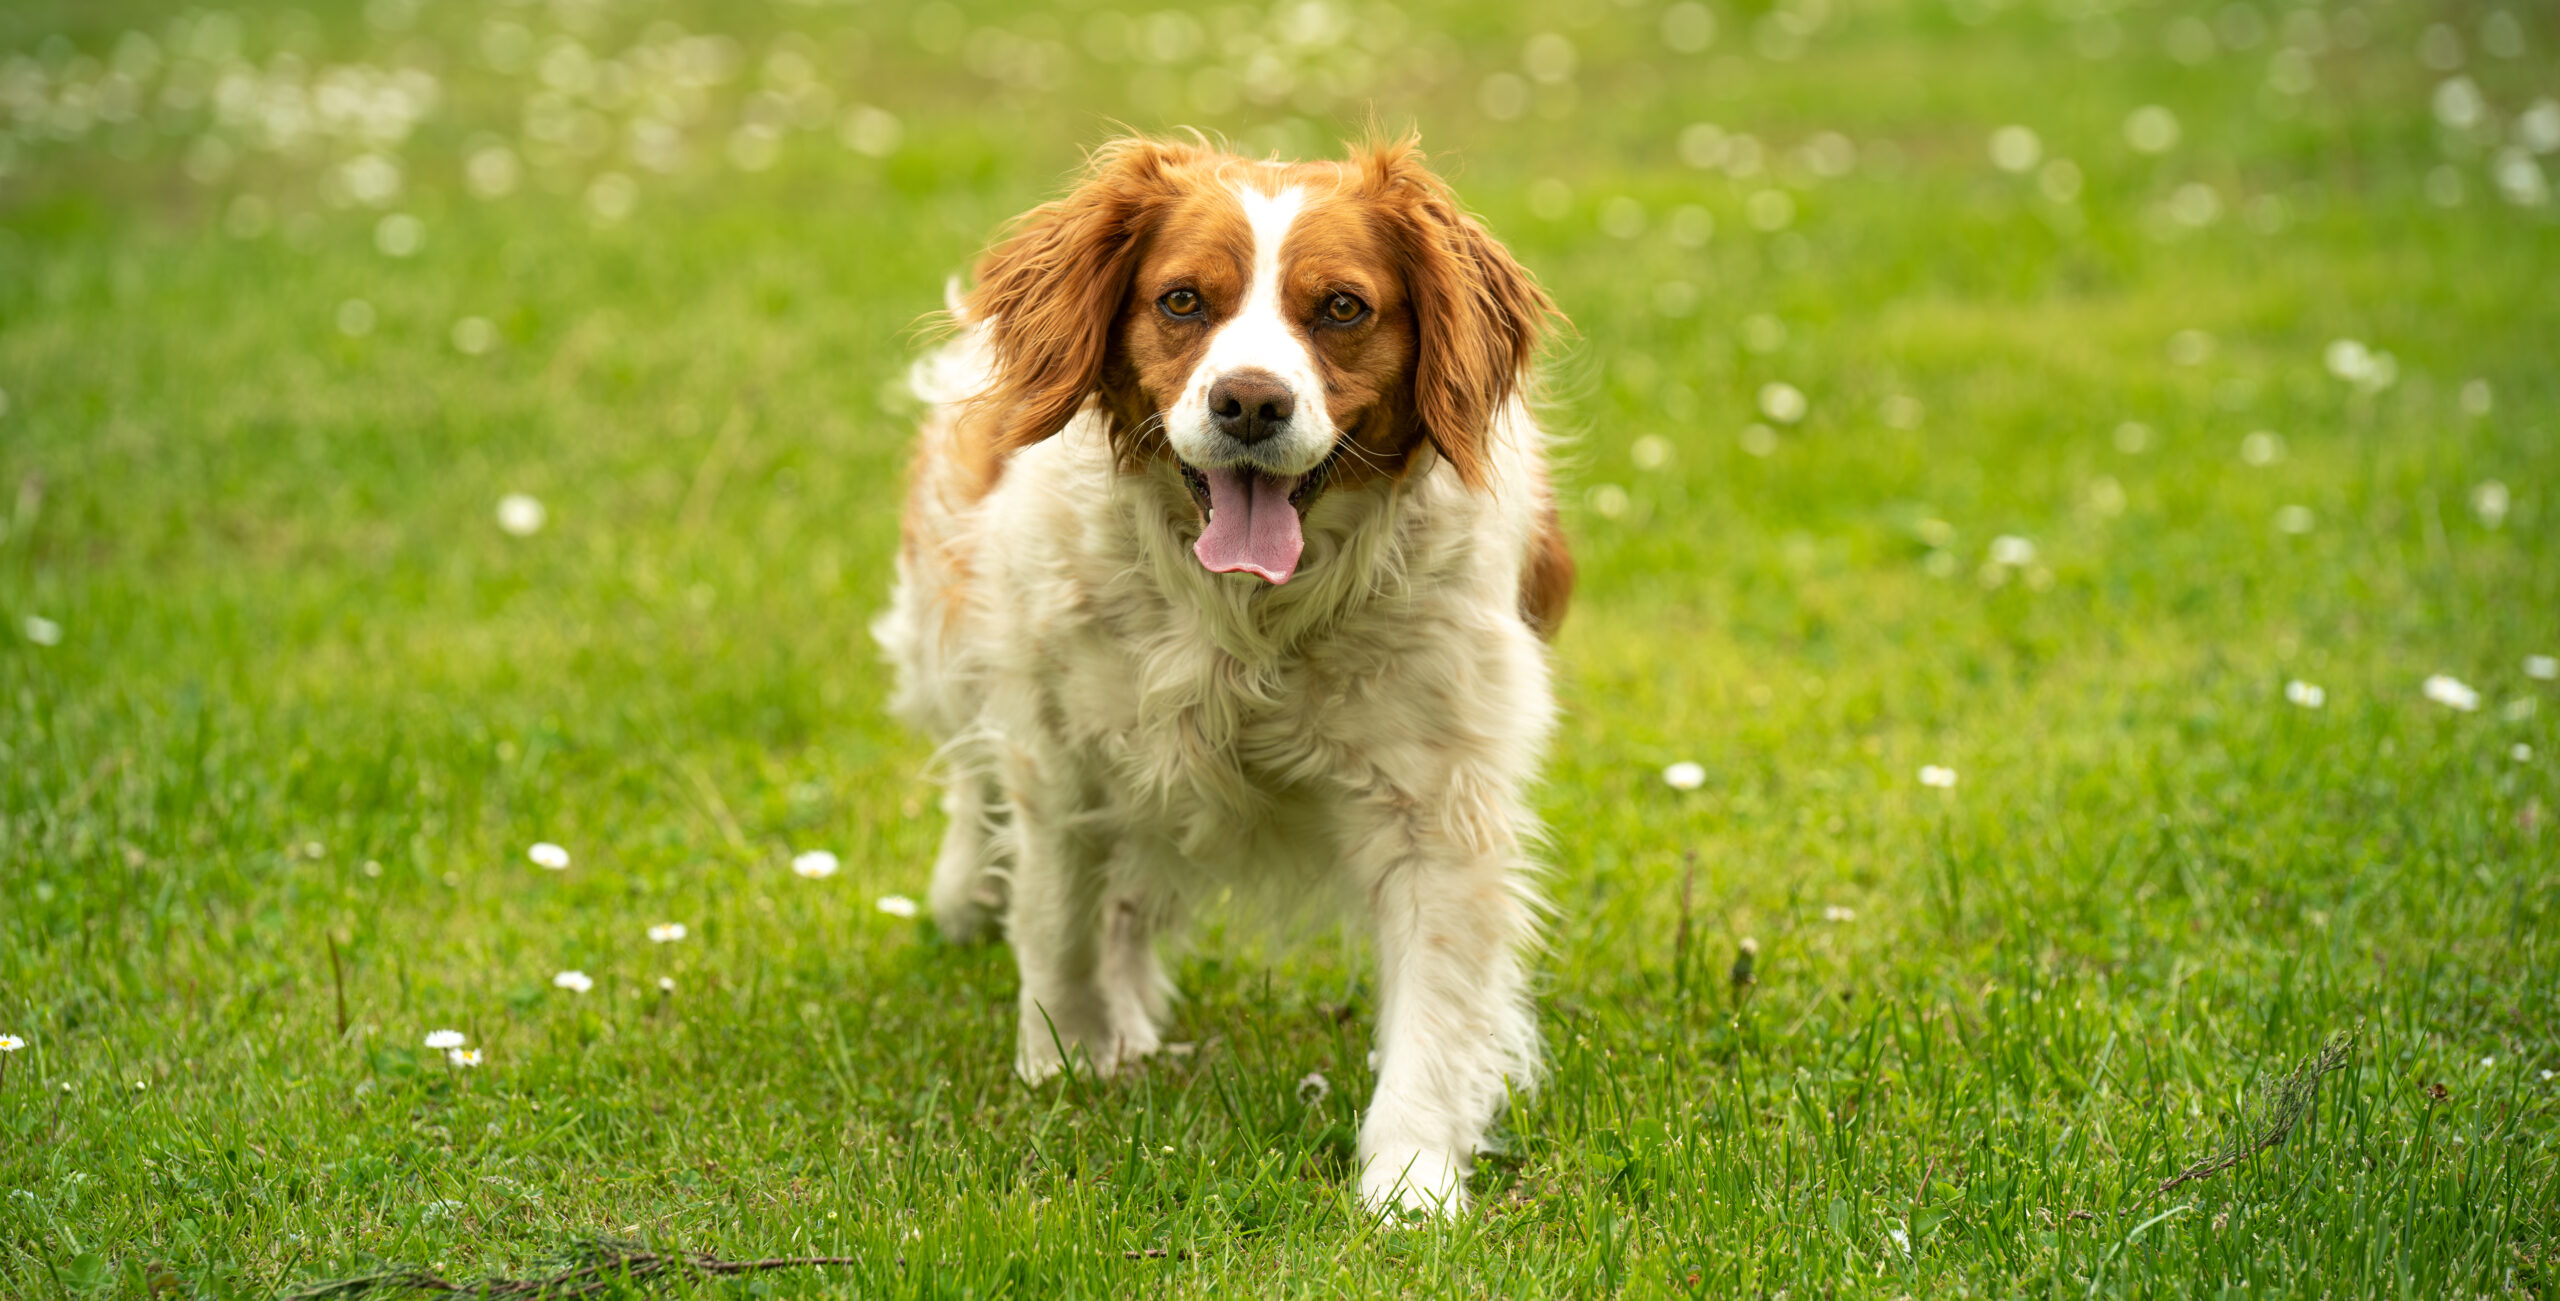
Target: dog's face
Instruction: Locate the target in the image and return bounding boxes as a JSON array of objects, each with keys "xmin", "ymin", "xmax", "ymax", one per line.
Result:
[{"xmin": 966, "ymin": 137, "xmax": 1553, "ymax": 584}]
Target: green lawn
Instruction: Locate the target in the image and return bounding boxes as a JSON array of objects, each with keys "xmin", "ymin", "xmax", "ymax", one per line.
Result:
[{"xmin": 4, "ymin": 0, "xmax": 2556, "ymax": 1295}]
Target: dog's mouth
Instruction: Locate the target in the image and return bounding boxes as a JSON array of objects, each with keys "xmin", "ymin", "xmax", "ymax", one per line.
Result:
[{"xmin": 1179, "ymin": 447, "xmax": 1342, "ymax": 586}]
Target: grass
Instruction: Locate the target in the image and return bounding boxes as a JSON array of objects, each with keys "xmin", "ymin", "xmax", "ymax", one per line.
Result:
[{"xmin": 2, "ymin": 0, "xmax": 2556, "ymax": 1295}]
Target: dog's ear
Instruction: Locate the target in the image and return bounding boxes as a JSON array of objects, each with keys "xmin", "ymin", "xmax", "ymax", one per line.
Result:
[
  {"xmin": 1363, "ymin": 136, "xmax": 1558, "ymax": 492},
  {"xmin": 965, "ymin": 138, "xmax": 1189, "ymax": 454}
]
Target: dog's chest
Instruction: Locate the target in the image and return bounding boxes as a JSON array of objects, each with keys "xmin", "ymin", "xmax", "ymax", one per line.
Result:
[{"xmin": 1051, "ymin": 605, "xmax": 1408, "ymax": 813}]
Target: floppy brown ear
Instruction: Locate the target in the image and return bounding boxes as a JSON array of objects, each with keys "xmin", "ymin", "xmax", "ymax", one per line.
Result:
[
  {"xmin": 965, "ymin": 138, "xmax": 1190, "ymax": 454},
  {"xmin": 1367, "ymin": 139, "xmax": 1559, "ymax": 491}
]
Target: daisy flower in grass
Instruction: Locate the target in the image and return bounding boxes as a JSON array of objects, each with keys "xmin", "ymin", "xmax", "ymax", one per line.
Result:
[
  {"xmin": 792, "ymin": 850, "xmax": 840, "ymax": 879},
  {"xmin": 496, "ymin": 493, "xmax": 547, "ymax": 537},
  {"xmin": 552, "ymin": 970, "xmax": 594, "ymax": 994},
  {"xmin": 1918, "ymin": 765, "xmax": 1958, "ymax": 789},
  {"xmin": 2423, "ymin": 675, "xmax": 2481, "ymax": 712},
  {"xmin": 424, "ymin": 1030, "xmax": 466, "ymax": 1051},
  {"xmin": 2285, "ymin": 680, "xmax": 2326, "ymax": 708},
  {"xmin": 0, "ymin": 1034, "xmax": 23, "ymax": 1052},
  {"xmin": 876, "ymin": 895, "xmax": 919, "ymax": 919},
  {"xmin": 647, "ymin": 922, "xmax": 688, "ymax": 943},
  {"xmin": 448, "ymin": 1048, "xmax": 483, "ymax": 1068},
  {"xmin": 528, "ymin": 842, "xmax": 571, "ymax": 870},
  {"xmin": 1662, "ymin": 761, "xmax": 1706, "ymax": 791}
]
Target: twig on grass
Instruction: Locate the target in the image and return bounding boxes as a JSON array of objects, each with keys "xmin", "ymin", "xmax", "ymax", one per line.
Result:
[
  {"xmin": 326, "ymin": 933, "xmax": 349, "ymax": 1039},
  {"xmin": 2155, "ymin": 1027, "xmax": 2357, "ymax": 1194},
  {"xmin": 281, "ymin": 1238, "xmax": 865, "ymax": 1300}
]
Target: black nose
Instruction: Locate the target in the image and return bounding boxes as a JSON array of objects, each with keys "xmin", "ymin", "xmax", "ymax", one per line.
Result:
[{"xmin": 1207, "ymin": 370, "xmax": 1296, "ymax": 444}]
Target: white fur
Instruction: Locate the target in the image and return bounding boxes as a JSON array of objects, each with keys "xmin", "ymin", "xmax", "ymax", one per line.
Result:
[
  {"xmin": 1163, "ymin": 183, "xmax": 1338, "ymax": 477},
  {"xmin": 877, "ymin": 325, "xmax": 1556, "ymax": 1219}
]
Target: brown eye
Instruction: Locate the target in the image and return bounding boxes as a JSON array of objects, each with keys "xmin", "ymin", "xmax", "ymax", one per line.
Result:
[
  {"xmin": 1323, "ymin": 293, "xmax": 1366, "ymax": 324},
  {"xmin": 1160, "ymin": 289, "xmax": 1201, "ymax": 317}
]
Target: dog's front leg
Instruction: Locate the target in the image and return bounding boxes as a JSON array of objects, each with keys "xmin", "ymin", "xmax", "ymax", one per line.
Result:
[
  {"xmin": 1000, "ymin": 764, "xmax": 1119, "ymax": 1084},
  {"xmin": 1344, "ymin": 803, "xmax": 1541, "ymax": 1218}
]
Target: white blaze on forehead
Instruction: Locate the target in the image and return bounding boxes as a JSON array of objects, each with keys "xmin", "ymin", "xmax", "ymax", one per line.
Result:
[
  {"xmin": 1164, "ymin": 180, "xmax": 1338, "ymax": 475},
  {"xmin": 1233, "ymin": 183, "xmax": 1306, "ymax": 326}
]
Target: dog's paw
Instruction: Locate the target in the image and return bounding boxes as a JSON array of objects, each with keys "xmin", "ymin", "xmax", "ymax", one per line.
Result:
[
  {"xmin": 928, "ymin": 879, "xmax": 1003, "ymax": 945},
  {"xmin": 1105, "ymin": 1014, "xmax": 1164, "ymax": 1069},
  {"xmin": 1013, "ymin": 1035, "xmax": 1072, "ymax": 1086},
  {"xmin": 1013, "ymin": 1024, "xmax": 1160, "ymax": 1085},
  {"xmin": 1358, "ymin": 1146, "xmax": 1469, "ymax": 1220}
]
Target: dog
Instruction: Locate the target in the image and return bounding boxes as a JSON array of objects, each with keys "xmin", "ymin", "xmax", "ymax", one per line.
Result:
[{"xmin": 874, "ymin": 134, "xmax": 1570, "ymax": 1216}]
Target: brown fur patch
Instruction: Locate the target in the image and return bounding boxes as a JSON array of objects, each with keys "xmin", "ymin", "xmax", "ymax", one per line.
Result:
[
  {"xmin": 1519, "ymin": 492, "xmax": 1575, "ymax": 638},
  {"xmin": 1355, "ymin": 138, "xmax": 1558, "ymax": 492}
]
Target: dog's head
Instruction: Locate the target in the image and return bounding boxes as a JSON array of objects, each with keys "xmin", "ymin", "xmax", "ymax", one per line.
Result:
[{"xmin": 963, "ymin": 135, "xmax": 1555, "ymax": 585}]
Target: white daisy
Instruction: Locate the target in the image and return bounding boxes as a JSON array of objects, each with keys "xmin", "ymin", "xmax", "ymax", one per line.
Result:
[
  {"xmin": 2423, "ymin": 675, "xmax": 2481, "ymax": 712},
  {"xmin": 1918, "ymin": 765, "xmax": 1958, "ymax": 789},
  {"xmin": 2526, "ymin": 655, "xmax": 2558, "ymax": 681},
  {"xmin": 1757, "ymin": 381, "xmax": 1808, "ymax": 425},
  {"xmin": 551, "ymin": 970, "xmax": 594, "ymax": 994},
  {"xmin": 423, "ymin": 1029, "xmax": 466, "ymax": 1050},
  {"xmin": 448, "ymin": 1048, "xmax": 483, "ymax": 1067},
  {"xmin": 1823, "ymin": 905, "xmax": 1857, "ymax": 923},
  {"xmin": 2284, "ymin": 680, "xmax": 2325, "ymax": 708},
  {"xmin": 497, "ymin": 493, "xmax": 547, "ymax": 536},
  {"xmin": 875, "ymin": 894, "xmax": 919, "ymax": 918},
  {"xmin": 657, "ymin": 976, "xmax": 676, "ymax": 993},
  {"xmin": 0, "ymin": 1034, "xmax": 24, "ymax": 1052},
  {"xmin": 646, "ymin": 922, "xmax": 688, "ymax": 943},
  {"xmin": 791, "ymin": 850, "xmax": 840, "ymax": 879},
  {"xmin": 527, "ymin": 842, "xmax": 571, "ymax": 870},
  {"xmin": 1662, "ymin": 760, "xmax": 1707, "ymax": 791},
  {"xmin": 2471, "ymin": 481, "xmax": 2509, "ymax": 529}
]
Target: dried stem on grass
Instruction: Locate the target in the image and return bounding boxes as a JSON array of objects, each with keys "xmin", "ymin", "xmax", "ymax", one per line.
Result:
[
  {"xmin": 283, "ymin": 1237, "xmax": 867, "ymax": 1300},
  {"xmin": 2155, "ymin": 1026, "xmax": 2358, "ymax": 1194}
]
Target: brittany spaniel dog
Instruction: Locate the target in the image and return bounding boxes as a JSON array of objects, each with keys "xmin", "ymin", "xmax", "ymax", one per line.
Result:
[{"xmin": 875, "ymin": 135, "xmax": 1570, "ymax": 1216}]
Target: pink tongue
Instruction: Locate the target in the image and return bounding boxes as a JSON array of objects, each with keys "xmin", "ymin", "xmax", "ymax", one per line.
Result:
[{"xmin": 1193, "ymin": 466, "xmax": 1305, "ymax": 584}]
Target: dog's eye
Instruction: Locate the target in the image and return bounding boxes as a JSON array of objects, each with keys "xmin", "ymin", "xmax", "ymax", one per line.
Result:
[
  {"xmin": 1322, "ymin": 293, "xmax": 1366, "ymax": 324},
  {"xmin": 1160, "ymin": 289, "xmax": 1202, "ymax": 317}
]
